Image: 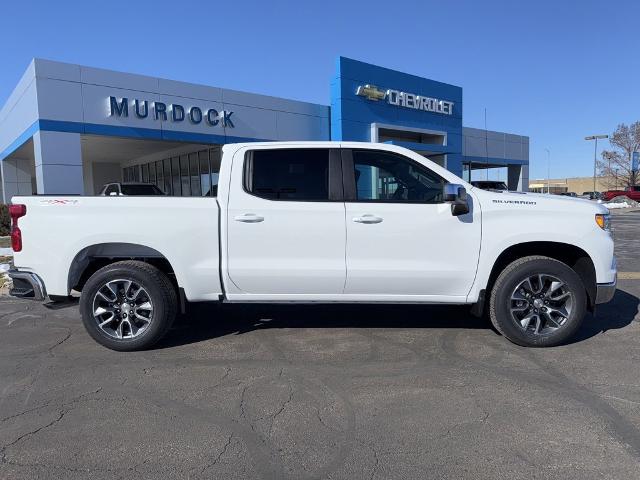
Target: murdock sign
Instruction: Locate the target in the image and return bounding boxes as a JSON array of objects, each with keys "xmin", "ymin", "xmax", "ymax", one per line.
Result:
[
  {"xmin": 108, "ymin": 96, "xmax": 234, "ymax": 127},
  {"xmin": 356, "ymin": 84, "xmax": 454, "ymax": 116}
]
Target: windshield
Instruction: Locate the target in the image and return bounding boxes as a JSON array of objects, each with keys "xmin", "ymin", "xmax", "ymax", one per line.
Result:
[
  {"xmin": 473, "ymin": 181, "xmax": 508, "ymax": 190},
  {"xmin": 120, "ymin": 184, "xmax": 165, "ymax": 195}
]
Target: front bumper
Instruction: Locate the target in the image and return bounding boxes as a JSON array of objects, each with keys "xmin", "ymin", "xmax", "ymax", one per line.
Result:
[
  {"xmin": 8, "ymin": 270, "xmax": 47, "ymax": 301},
  {"xmin": 595, "ymin": 274, "xmax": 617, "ymax": 304}
]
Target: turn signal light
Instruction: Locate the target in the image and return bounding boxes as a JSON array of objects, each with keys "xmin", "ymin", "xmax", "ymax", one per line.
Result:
[
  {"xmin": 595, "ymin": 213, "xmax": 610, "ymax": 231},
  {"xmin": 9, "ymin": 204, "xmax": 26, "ymax": 252}
]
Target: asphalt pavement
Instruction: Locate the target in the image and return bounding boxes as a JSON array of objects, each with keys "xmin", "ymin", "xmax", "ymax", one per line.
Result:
[{"xmin": 1, "ymin": 212, "xmax": 639, "ymax": 479}]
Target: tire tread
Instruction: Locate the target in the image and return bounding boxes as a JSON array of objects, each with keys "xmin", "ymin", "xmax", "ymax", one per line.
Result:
[
  {"xmin": 80, "ymin": 260, "xmax": 177, "ymax": 351},
  {"xmin": 489, "ymin": 255, "xmax": 586, "ymax": 347}
]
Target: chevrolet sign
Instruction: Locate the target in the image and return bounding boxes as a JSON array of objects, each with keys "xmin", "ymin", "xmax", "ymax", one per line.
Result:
[
  {"xmin": 356, "ymin": 84, "xmax": 454, "ymax": 116},
  {"xmin": 355, "ymin": 84, "xmax": 386, "ymax": 101}
]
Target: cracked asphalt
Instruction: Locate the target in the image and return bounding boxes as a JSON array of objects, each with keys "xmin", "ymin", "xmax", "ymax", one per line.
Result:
[{"xmin": 1, "ymin": 211, "xmax": 639, "ymax": 479}]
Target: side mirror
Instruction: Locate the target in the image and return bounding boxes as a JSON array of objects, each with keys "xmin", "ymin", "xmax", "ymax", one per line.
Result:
[{"xmin": 444, "ymin": 183, "xmax": 470, "ymax": 216}]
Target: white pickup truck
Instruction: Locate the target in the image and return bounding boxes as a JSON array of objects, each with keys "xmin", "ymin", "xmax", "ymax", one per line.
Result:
[{"xmin": 8, "ymin": 142, "xmax": 616, "ymax": 350}]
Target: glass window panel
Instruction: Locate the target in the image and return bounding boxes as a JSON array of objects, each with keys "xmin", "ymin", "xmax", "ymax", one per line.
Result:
[
  {"xmin": 209, "ymin": 148, "xmax": 222, "ymax": 196},
  {"xmin": 189, "ymin": 153, "xmax": 201, "ymax": 196},
  {"xmin": 246, "ymin": 149, "xmax": 329, "ymax": 201},
  {"xmin": 172, "ymin": 157, "xmax": 182, "ymax": 196},
  {"xmin": 352, "ymin": 150, "xmax": 444, "ymax": 203},
  {"xmin": 163, "ymin": 158, "xmax": 172, "ymax": 195},
  {"xmin": 155, "ymin": 161, "xmax": 163, "ymax": 191},
  {"xmin": 179, "ymin": 155, "xmax": 190, "ymax": 196},
  {"xmin": 210, "ymin": 147, "xmax": 222, "ymax": 173},
  {"xmin": 105, "ymin": 184, "xmax": 118, "ymax": 195},
  {"xmin": 149, "ymin": 162, "xmax": 156, "ymax": 184},
  {"xmin": 141, "ymin": 164, "xmax": 149, "ymax": 183},
  {"xmin": 199, "ymin": 150, "xmax": 211, "ymax": 196}
]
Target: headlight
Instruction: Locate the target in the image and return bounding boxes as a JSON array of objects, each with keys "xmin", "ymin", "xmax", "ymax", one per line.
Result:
[{"xmin": 595, "ymin": 213, "xmax": 611, "ymax": 231}]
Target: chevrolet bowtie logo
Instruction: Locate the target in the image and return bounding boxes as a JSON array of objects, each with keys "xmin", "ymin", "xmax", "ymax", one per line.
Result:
[{"xmin": 355, "ymin": 84, "xmax": 386, "ymax": 101}]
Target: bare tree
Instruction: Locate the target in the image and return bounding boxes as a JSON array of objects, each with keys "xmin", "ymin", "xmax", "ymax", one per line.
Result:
[{"xmin": 598, "ymin": 122, "xmax": 640, "ymax": 189}]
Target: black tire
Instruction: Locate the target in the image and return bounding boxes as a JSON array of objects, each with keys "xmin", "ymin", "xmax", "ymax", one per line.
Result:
[
  {"xmin": 80, "ymin": 261, "xmax": 177, "ymax": 351},
  {"xmin": 489, "ymin": 255, "xmax": 587, "ymax": 347}
]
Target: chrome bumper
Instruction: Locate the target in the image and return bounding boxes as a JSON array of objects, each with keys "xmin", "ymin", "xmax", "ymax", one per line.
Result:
[
  {"xmin": 595, "ymin": 275, "xmax": 617, "ymax": 304},
  {"xmin": 8, "ymin": 270, "xmax": 47, "ymax": 301}
]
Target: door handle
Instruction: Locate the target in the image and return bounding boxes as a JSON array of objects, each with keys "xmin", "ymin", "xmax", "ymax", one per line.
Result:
[
  {"xmin": 234, "ymin": 213, "xmax": 264, "ymax": 223},
  {"xmin": 352, "ymin": 214, "xmax": 383, "ymax": 224}
]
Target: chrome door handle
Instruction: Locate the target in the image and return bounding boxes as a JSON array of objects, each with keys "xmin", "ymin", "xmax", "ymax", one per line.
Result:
[
  {"xmin": 352, "ymin": 214, "xmax": 383, "ymax": 224},
  {"xmin": 234, "ymin": 213, "xmax": 264, "ymax": 223}
]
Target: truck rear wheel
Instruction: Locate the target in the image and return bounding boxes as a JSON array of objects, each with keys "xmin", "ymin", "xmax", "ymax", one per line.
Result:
[
  {"xmin": 80, "ymin": 260, "xmax": 177, "ymax": 351},
  {"xmin": 489, "ymin": 256, "xmax": 587, "ymax": 347}
]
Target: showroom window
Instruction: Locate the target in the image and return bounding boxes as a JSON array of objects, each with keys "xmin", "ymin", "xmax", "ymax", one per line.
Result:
[
  {"xmin": 245, "ymin": 149, "xmax": 330, "ymax": 201},
  {"xmin": 352, "ymin": 150, "xmax": 444, "ymax": 203},
  {"xmin": 122, "ymin": 147, "xmax": 222, "ymax": 196}
]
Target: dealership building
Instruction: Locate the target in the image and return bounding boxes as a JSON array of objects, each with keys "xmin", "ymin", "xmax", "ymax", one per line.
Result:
[{"xmin": 0, "ymin": 57, "xmax": 529, "ymax": 200}]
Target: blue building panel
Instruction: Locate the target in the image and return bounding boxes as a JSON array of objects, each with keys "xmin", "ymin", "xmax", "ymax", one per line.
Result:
[{"xmin": 332, "ymin": 56, "xmax": 466, "ymax": 176}]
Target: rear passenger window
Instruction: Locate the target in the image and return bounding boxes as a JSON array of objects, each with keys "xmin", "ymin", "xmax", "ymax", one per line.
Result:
[{"xmin": 245, "ymin": 149, "xmax": 330, "ymax": 201}]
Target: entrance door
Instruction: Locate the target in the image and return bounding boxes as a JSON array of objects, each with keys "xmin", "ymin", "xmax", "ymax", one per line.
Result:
[
  {"xmin": 226, "ymin": 147, "xmax": 346, "ymax": 297},
  {"xmin": 342, "ymin": 148, "xmax": 481, "ymax": 300}
]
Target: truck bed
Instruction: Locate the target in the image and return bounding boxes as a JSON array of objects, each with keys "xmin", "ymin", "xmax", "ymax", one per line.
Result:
[{"xmin": 11, "ymin": 196, "xmax": 222, "ymax": 301}]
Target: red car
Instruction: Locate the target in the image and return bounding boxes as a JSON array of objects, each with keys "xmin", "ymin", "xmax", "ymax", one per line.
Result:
[{"xmin": 602, "ymin": 185, "xmax": 640, "ymax": 201}]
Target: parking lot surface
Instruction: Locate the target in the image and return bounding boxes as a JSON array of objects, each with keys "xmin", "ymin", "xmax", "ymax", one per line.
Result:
[{"xmin": 1, "ymin": 211, "xmax": 639, "ymax": 480}]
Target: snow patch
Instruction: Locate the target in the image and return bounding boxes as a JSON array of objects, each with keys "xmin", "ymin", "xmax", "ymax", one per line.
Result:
[{"xmin": 603, "ymin": 202, "xmax": 632, "ymax": 209}]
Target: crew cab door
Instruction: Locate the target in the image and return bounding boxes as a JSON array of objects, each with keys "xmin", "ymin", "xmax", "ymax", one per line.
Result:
[
  {"xmin": 225, "ymin": 147, "xmax": 346, "ymax": 298},
  {"xmin": 342, "ymin": 148, "xmax": 481, "ymax": 300}
]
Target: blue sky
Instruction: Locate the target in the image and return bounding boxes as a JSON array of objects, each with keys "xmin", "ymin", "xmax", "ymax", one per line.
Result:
[{"xmin": 1, "ymin": 0, "xmax": 638, "ymax": 180}]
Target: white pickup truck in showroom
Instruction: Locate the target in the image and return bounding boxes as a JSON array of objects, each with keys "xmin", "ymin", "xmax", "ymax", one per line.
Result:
[{"xmin": 8, "ymin": 142, "xmax": 616, "ymax": 350}]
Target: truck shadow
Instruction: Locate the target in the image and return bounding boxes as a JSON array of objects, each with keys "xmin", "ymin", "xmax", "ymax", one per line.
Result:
[{"xmin": 157, "ymin": 289, "xmax": 639, "ymax": 349}]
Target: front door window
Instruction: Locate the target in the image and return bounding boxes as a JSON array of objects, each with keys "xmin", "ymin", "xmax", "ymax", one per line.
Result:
[{"xmin": 352, "ymin": 150, "xmax": 444, "ymax": 203}]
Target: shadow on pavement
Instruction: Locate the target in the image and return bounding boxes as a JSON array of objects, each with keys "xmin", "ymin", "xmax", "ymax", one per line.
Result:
[
  {"xmin": 570, "ymin": 289, "xmax": 640, "ymax": 343},
  {"xmin": 157, "ymin": 303, "xmax": 486, "ymax": 349},
  {"xmin": 156, "ymin": 288, "xmax": 638, "ymax": 349}
]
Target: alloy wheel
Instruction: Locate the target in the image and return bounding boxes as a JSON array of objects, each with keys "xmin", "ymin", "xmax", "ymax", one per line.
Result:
[
  {"xmin": 92, "ymin": 279, "xmax": 154, "ymax": 339},
  {"xmin": 510, "ymin": 274, "xmax": 574, "ymax": 335}
]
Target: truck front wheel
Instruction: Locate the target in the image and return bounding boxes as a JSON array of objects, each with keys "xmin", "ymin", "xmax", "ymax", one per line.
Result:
[
  {"xmin": 489, "ymin": 256, "xmax": 587, "ymax": 347},
  {"xmin": 80, "ymin": 261, "xmax": 177, "ymax": 351}
]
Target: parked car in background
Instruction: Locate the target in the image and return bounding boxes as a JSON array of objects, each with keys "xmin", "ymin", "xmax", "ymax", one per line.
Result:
[
  {"xmin": 8, "ymin": 142, "xmax": 616, "ymax": 351},
  {"xmin": 559, "ymin": 192, "xmax": 577, "ymax": 197},
  {"xmin": 602, "ymin": 185, "xmax": 640, "ymax": 202},
  {"xmin": 99, "ymin": 182, "xmax": 166, "ymax": 196},
  {"xmin": 470, "ymin": 180, "xmax": 508, "ymax": 191},
  {"xmin": 580, "ymin": 191, "xmax": 603, "ymax": 200}
]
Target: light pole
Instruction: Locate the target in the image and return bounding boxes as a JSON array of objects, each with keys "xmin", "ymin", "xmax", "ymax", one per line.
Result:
[
  {"xmin": 585, "ymin": 134, "xmax": 608, "ymax": 193},
  {"xmin": 545, "ymin": 148, "xmax": 551, "ymax": 193}
]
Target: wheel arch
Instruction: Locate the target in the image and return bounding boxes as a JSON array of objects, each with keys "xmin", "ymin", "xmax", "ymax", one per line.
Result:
[
  {"xmin": 68, "ymin": 243, "xmax": 177, "ymax": 293},
  {"xmin": 485, "ymin": 241, "xmax": 597, "ymax": 311}
]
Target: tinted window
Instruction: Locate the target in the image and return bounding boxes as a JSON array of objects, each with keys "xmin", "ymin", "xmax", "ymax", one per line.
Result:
[
  {"xmin": 352, "ymin": 150, "xmax": 444, "ymax": 203},
  {"xmin": 246, "ymin": 149, "xmax": 330, "ymax": 201},
  {"xmin": 120, "ymin": 184, "xmax": 165, "ymax": 195},
  {"xmin": 104, "ymin": 185, "xmax": 118, "ymax": 195}
]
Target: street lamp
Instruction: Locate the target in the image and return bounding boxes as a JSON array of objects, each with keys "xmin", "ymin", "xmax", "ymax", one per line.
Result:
[
  {"xmin": 544, "ymin": 148, "xmax": 551, "ymax": 194},
  {"xmin": 585, "ymin": 134, "xmax": 608, "ymax": 193}
]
